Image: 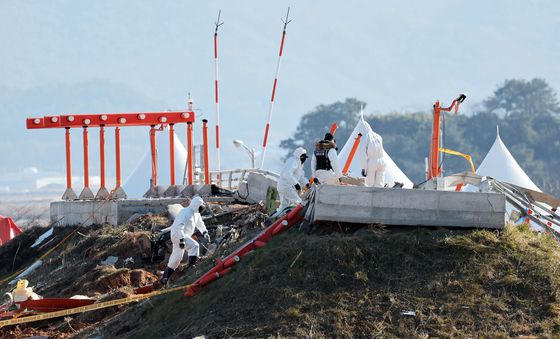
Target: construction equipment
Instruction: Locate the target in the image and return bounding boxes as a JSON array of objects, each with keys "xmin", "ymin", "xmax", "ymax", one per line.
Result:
[
  {"xmin": 428, "ymin": 93, "xmax": 466, "ymax": 180},
  {"xmin": 438, "ymin": 148, "xmax": 475, "ymax": 191}
]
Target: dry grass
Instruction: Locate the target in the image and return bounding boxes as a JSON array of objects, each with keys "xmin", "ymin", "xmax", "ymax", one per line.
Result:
[{"xmin": 88, "ymin": 222, "xmax": 560, "ymax": 338}]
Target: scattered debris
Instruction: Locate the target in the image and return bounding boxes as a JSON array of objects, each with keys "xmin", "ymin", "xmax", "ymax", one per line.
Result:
[
  {"xmin": 69, "ymin": 266, "xmax": 157, "ymax": 296},
  {"xmin": 8, "ymin": 260, "xmax": 43, "ymax": 285},
  {"xmin": 125, "ymin": 213, "xmax": 148, "ymax": 225},
  {"xmin": 8, "ymin": 279, "xmax": 42, "ymax": 306},
  {"xmin": 30, "ymin": 228, "xmax": 53, "ymax": 248},
  {"xmin": 100, "ymin": 256, "xmax": 119, "ymax": 266},
  {"xmin": 289, "ymin": 250, "xmax": 303, "ymax": 268},
  {"xmin": 234, "ymin": 172, "xmax": 278, "ymax": 204}
]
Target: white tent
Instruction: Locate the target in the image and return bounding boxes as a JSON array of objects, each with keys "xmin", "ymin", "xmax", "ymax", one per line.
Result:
[
  {"xmin": 471, "ymin": 126, "xmax": 546, "ymax": 231},
  {"xmin": 476, "ymin": 126, "xmax": 540, "ymax": 192},
  {"xmin": 123, "ymin": 129, "xmax": 188, "ymax": 198},
  {"xmin": 338, "ymin": 114, "xmax": 414, "ymax": 188}
]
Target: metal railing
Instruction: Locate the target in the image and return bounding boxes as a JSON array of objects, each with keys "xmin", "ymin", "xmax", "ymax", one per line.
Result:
[{"xmin": 208, "ymin": 168, "xmax": 279, "ymax": 191}]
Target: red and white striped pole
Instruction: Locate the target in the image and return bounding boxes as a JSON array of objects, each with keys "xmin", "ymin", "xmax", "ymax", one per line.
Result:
[
  {"xmin": 214, "ymin": 10, "xmax": 224, "ymax": 183},
  {"xmin": 260, "ymin": 7, "xmax": 292, "ymax": 169}
]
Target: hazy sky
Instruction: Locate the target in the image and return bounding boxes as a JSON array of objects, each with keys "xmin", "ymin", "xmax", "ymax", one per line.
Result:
[{"xmin": 1, "ymin": 1, "xmax": 559, "ymax": 180}]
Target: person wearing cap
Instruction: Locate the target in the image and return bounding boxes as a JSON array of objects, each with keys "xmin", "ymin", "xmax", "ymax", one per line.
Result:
[
  {"xmin": 276, "ymin": 147, "xmax": 309, "ymax": 212},
  {"xmin": 311, "ymin": 133, "xmax": 342, "ymax": 185}
]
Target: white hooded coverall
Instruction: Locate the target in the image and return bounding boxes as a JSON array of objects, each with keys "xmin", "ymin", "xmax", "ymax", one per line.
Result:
[
  {"xmin": 167, "ymin": 197, "xmax": 208, "ymax": 270},
  {"xmin": 277, "ymin": 147, "xmax": 309, "ymax": 211},
  {"xmin": 361, "ymin": 131, "xmax": 386, "ymax": 187},
  {"xmin": 311, "ymin": 141, "xmax": 342, "ymax": 185}
]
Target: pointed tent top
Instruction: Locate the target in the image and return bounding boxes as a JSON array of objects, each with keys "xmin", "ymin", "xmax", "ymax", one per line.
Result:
[
  {"xmin": 496, "ymin": 125, "xmax": 500, "ymax": 139},
  {"xmin": 123, "ymin": 128, "xmax": 189, "ymax": 198},
  {"xmin": 360, "ymin": 105, "xmax": 365, "ymax": 121},
  {"xmin": 476, "ymin": 131, "xmax": 540, "ymax": 191}
]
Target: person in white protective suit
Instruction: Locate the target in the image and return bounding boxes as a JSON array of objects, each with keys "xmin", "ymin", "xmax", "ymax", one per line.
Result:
[
  {"xmin": 311, "ymin": 133, "xmax": 342, "ymax": 185},
  {"xmin": 159, "ymin": 196, "xmax": 211, "ymax": 286},
  {"xmin": 360, "ymin": 129, "xmax": 386, "ymax": 187},
  {"xmin": 277, "ymin": 147, "xmax": 309, "ymax": 212}
]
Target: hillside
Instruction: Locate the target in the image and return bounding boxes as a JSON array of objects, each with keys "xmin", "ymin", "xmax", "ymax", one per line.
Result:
[{"xmin": 84, "ymin": 223, "xmax": 560, "ymax": 338}]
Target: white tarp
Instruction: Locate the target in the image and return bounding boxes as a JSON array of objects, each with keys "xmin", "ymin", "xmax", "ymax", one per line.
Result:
[
  {"xmin": 123, "ymin": 129, "xmax": 188, "ymax": 198},
  {"xmin": 338, "ymin": 114, "xmax": 414, "ymax": 188},
  {"xmin": 476, "ymin": 126, "xmax": 540, "ymax": 192},
  {"xmin": 31, "ymin": 227, "xmax": 53, "ymax": 248}
]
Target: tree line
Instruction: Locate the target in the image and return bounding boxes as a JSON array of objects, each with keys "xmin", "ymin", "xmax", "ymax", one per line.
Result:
[{"xmin": 280, "ymin": 78, "xmax": 560, "ymax": 197}]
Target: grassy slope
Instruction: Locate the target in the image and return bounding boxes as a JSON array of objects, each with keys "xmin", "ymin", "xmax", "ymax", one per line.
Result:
[{"xmin": 91, "ymin": 223, "xmax": 560, "ymax": 338}]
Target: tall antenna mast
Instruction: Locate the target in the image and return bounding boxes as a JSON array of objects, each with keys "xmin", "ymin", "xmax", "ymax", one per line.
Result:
[
  {"xmin": 214, "ymin": 10, "xmax": 224, "ymax": 181},
  {"xmin": 259, "ymin": 7, "xmax": 291, "ymax": 169}
]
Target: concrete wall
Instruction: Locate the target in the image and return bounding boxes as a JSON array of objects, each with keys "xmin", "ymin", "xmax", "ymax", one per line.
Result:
[
  {"xmin": 313, "ymin": 186, "xmax": 506, "ymax": 229},
  {"xmin": 51, "ymin": 200, "xmax": 118, "ymax": 226},
  {"xmin": 51, "ymin": 197, "xmax": 236, "ymax": 227}
]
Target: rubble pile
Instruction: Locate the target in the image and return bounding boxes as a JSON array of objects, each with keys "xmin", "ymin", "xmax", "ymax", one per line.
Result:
[{"xmin": 0, "ymin": 201, "xmax": 270, "ymax": 338}]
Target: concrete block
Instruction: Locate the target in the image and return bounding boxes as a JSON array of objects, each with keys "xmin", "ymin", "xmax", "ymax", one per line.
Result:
[
  {"xmin": 164, "ymin": 185, "xmax": 185, "ymax": 197},
  {"xmin": 234, "ymin": 173, "xmax": 278, "ymax": 204},
  {"xmin": 179, "ymin": 184, "xmax": 213, "ymax": 197},
  {"xmin": 95, "ymin": 187, "xmax": 110, "ymax": 200},
  {"xmin": 312, "ymin": 185, "xmax": 505, "ymax": 229},
  {"xmin": 61, "ymin": 188, "xmax": 78, "ymax": 201},
  {"xmin": 196, "ymin": 185, "xmax": 213, "ymax": 197},
  {"xmin": 79, "ymin": 187, "xmax": 95, "ymax": 200},
  {"xmin": 50, "ymin": 200, "xmax": 118, "ymax": 227},
  {"xmin": 112, "ymin": 186, "xmax": 128, "ymax": 199},
  {"xmin": 143, "ymin": 185, "xmax": 167, "ymax": 198},
  {"xmin": 181, "ymin": 185, "xmax": 196, "ymax": 198},
  {"xmin": 52, "ymin": 196, "xmax": 239, "ymax": 227}
]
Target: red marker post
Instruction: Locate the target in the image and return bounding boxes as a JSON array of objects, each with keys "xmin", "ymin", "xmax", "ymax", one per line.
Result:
[
  {"xmin": 202, "ymin": 119, "xmax": 210, "ymax": 184},
  {"xmin": 113, "ymin": 126, "xmax": 127, "ymax": 199},
  {"xmin": 62, "ymin": 127, "xmax": 77, "ymax": 200},
  {"xmin": 79, "ymin": 126, "xmax": 94, "ymax": 199},
  {"xmin": 342, "ymin": 133, "xmax": 362, "ymax": 175},
  {"xmin": 96, "ymin": 125, "xmax": 110, "ymax": 199},
  {"xmin": 260, "ymin": 7, "xmax": 291, "ymax": 169},
  {"xmin": 214, "ymin": 10, "xmax": 224, "ymax": 185}
]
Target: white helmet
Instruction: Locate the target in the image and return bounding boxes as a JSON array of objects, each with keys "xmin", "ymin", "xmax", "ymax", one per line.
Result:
[
  {"xmin": 189, "ymin": 196, "xmax": 205, "ymax": 211},
  {"xmin": 293, "ymin": 147, "xmax": 307, "ymax": 158}
]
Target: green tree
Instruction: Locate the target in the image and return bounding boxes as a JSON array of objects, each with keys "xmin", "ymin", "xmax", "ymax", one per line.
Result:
[
  {"xmin": 280, "ymin": 80, "xmax": 560, "ymax": 197},
  {"xmin": 483, "ymin": 78, "xmax": 560, "ymax": 118}
]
